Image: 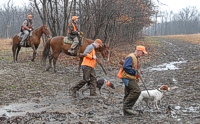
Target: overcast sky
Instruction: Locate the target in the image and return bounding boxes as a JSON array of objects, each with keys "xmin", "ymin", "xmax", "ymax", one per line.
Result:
[
  {"xmin": 0, "ymin": 0, "xmax": 200, "ymax": 13},
  {"xmin": 157, "ymin": 0, "xmax": 200, "ymax": 13}
]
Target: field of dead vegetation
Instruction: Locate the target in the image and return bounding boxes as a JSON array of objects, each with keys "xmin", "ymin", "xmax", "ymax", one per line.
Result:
[{"xmin": 0, "ymin": 34, "xmax": 199, "ymax": 123}]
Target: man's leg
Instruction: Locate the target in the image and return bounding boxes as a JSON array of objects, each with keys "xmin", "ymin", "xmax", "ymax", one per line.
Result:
[
  {"xmin": 71, "ymin": 66, "xmax": 91, "ymax": 95},
  {"xmin": 68, "ymin": 37, "xmax": 79, "ymax": 54},
  {"xmin": 89, "ymin": 69, "xmax": 97, "ymax": 96},
  {"xmin": 123, "ymin": 79, "xmax": 141, "ymax": 115},
  {"xmin": 20, "ymin": 30, "xmax": 29, "ymax": 46}
]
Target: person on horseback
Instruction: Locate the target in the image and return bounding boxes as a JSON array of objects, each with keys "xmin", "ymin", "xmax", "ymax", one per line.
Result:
[
  {"xmin": 67, "ymin": 16, "xmax": 82, "ymax": 54},
  {"xmin": 20, "ymin": 14, "xmax": 33, "ymax": 46}
]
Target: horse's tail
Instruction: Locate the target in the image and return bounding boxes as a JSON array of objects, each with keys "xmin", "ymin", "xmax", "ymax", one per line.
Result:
[{"xmin": 41, "ymin": 38, "xmax": 52, "ymax": 65}]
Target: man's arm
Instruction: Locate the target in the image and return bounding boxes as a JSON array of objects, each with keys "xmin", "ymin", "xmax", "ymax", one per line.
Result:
[
  {"xmin": 22, "ymin": 20, "xmax": 29, "ymax": 30},
  {"xmin": 123, "ymin": 57, "xmax": 137, "ymax": 75},
  {"xmin": 83, "ymin": 45, "xmax": 95, "ymax": 59},
  {"xmin": 69, "ymin": 23, "xmax": 79, "ymax": 35}
]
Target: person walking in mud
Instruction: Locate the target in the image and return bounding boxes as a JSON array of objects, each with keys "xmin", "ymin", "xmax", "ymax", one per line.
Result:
[
  {"xmin": 121, "ymin": 45, "xmax": 148, "ymax": 115},
  {"xmin": 20, "ymin": 14, "xmax": 33, "ymax": 46},
  {"xmin": 70, "ymin": 39, "xmax": 103, "ymax": 97},
  {"xmin": 67, "ymin": 16, "xmax": 82, "ymax": 55}
]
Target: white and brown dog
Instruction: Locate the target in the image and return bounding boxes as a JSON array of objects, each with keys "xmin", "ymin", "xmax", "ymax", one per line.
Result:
[{"xmin": 135, "ymin": 85, "xmax": 170, "ymax": 111}]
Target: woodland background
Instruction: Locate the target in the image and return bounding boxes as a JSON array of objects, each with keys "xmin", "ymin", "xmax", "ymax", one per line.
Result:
[{"xmin": 1, "ymin": 0, "xmax": 200, "ymax": 42}]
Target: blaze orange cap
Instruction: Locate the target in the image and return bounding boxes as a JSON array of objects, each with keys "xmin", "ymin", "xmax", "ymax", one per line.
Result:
[
  {"xmin": 106, "ymin": 81, "xmax": 111, "ymax": 87},
  {"xmin": 72, "ymin": 16, "xmax": 78, "ymax": 20},
  {"xmin": 95, "ymin": 39, "xmax": 103, "ymax": 47},
  {"xmin": 136, "ymin": 45, "xmax": 148, "ymax": 54},
  {"xmin": 28, "ymin": 14, "xmax": 32, "ymax": 19}
]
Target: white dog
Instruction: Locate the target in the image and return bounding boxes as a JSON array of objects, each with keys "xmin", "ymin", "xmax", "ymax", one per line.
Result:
[{"xmin": 134, "ymin": 85, "xmax": 170, "ymax": 110}]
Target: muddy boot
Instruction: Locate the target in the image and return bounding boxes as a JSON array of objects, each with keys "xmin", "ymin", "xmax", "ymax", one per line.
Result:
[
  {"xmin": 20, "ymin": 40, "xmax": 25, "ymax": 46},
  {"xmin": 70, "ymin": 88, "xmax": 77, "ymax": 97},
  {"xmin": 123, "ymin": 108, "xmax": 138, "ymax": 116}
]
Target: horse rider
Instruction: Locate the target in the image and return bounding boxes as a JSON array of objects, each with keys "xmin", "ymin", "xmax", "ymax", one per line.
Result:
[
  {"xmin": 67, "ymin": 16, "xmax": 82, "ymax": 54},
  {"xmin": 20, "ymin": 14, "xmax": 33, "ymax": 46}
]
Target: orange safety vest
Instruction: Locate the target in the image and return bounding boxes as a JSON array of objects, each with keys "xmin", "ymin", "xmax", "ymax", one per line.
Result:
[
  {"xmin": 81, "ymin": 48, "xmax": 96, "ymax": 68},
  {"xmin": 68, "ymin": 22, "xmax": 78, "ymax": 34},
  {"xmin": 122, "ymin": 53, "xmax": 139, "ymax": 80}
]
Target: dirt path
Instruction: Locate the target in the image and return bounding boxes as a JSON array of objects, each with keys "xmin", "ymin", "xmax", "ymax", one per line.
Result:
[{"xmin": 0, "ymin": 37, "xmax": 199, "ymax": 123}]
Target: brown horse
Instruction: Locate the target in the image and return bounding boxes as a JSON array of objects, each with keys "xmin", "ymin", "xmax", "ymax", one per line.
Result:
[
  {"xmin": 12, "ymin": 25, "xmax": 51, "ymax": 62},
  {"xmin": 41, "ymin": 36, "xmax": 109, "ymax": 73}
]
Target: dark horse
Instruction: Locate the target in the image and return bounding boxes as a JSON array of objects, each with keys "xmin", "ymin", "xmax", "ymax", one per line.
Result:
[
  {"xmin": 12, "ymin": 25, "xmax": 51, "ymax": 62},
  {"xmin": 41, "ymin": 36, "xmax": 109, "ymax": 73}
]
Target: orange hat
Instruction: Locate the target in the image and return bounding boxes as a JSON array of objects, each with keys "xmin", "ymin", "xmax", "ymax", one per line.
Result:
[
  {"xmin": 95, "ymin": 39, "xmax": 103, "ymax": 47},
  {"xmin": 28, "ymin": 14, "xmax": 32, "ymax": 19},
  {"xmin": 72, "ymin": 16, "xmax": 78, "ymax": 21},
  {"xmin": 136, "ymin": 45, "xmax": 148, "ymax": 54}
]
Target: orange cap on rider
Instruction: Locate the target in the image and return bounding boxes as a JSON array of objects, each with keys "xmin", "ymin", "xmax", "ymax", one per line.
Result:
[
  {"xmin": 28, "ymin": 14, "xmax": 33, "ymax": 19},
  {"xmin": 72, "ymin": 16, "xmax": 78, "ymax": 21}
]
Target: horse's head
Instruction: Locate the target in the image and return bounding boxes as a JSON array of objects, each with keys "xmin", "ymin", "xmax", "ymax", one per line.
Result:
[
  {"xmin": 42, "ymin": 25, "xmax": 51, "ymax": 38},
  {"xmin": 98, "ymin": 43, "xmax": 110, "ymax": 61}
]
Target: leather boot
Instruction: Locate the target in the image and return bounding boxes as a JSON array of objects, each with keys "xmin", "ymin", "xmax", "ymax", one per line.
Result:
[
  {"xmin": 70, "ymin": 88, "xmax": 77, "ymax": 97},
  {"xmin": 20, "ymin": 40, "xmax": 25, "ymax": 46},
  {"xmin": 123, "ymin": 108, "xmax": 138, "ymax": 115}
]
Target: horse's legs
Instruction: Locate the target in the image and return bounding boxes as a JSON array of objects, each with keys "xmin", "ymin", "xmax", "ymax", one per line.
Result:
[
  {"xmin": 45, "ymin": 54, "xmax": 53, "ymax": 71},
  {"xmin": 53, "ymin": 53, "xmax": 59, "ymax": 73},
  {"xmin": 12, "ymin": 45, "xmax": 17, "ymax": 62},
  {"xmin": 31, "ymin": 45, "xmax": 37, "ymax": 62},
  {"xmin": 16, "ymin": 46, "xmax": 21, "ymax": 62}
]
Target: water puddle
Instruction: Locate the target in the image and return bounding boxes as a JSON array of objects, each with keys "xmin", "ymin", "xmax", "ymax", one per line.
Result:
[
  {"xmin": 146, "ymin": 60, "xmax": 187, "ymax": 72},
  {"xmin": 0, "ymin": 92, "xmax": 76, "ymax": 118}
]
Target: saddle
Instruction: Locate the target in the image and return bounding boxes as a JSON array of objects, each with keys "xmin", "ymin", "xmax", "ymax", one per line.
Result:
[
  {"xmin": 63, "ymin": 36, "xmax": 83, "ymax": 45},
  {"xmin": 63, "ymin": 36, "xmax": 73, "ymax": 44}
]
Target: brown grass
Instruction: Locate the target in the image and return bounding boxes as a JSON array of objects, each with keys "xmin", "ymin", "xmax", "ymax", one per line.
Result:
[
  {"xmin": 157, "ymin": 33, "xmax": 200, "ymax": 44},
  {"xmin": 0, "ymin": 38, "xmax": 12, "ymax": 51}
]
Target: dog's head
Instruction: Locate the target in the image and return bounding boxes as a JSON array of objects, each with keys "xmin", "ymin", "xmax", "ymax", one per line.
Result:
[
  {"xmin": 159, "ymin": 85, "xmax": 170, "ymax": 91},
  {"xmin": 105, "ymin": 80, "xmax": 115, "ymax": 89}
]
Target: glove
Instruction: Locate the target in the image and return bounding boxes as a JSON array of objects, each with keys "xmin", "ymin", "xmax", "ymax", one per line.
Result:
[
  {"xmin": 79, "ymin": 53, "xmax": 84, "ymax": 58},
  {"xmin": 80, "ymin": 32, "xmax": 84, "ymax": 35},
  {"xmin": 92, "ymin": 55, "xmax": 97, "ymax": 60},
  {"xmin": 133, "ymin": 69, "xmax": 139, "ymax": 75}
]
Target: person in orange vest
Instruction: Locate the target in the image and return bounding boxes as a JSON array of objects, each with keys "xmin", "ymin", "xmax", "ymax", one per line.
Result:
[
  {"xmin": 122, "ymin": 45, "xmax": 148, "ymax": 115},
  {"xmin": 68, "ymin": 16, "xmax": 82, "ymax": 55},
  {"xmin": 20, "ymin": 14, "xmax": 33, "ymax": 46},
  {"xmin": 70, "ymin": 39, "xmax": 103, "ymax": 97}
]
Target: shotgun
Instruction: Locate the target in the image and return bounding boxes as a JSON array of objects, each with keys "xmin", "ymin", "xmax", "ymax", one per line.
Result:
[
  {"xmin": 137, "ymin": 70, "xmax": 150, "ymax": 97},
  {"xmin": 96, "ymin": 59, "xmax": 107, "ymax": 75}
]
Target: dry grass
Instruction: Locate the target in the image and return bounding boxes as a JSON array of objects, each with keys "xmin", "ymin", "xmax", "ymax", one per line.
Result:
[
  {"xmin": 0, "ymin": 38, "xmax": 12, "ymax": 51},
  {"xmin": 157, "ymin": 33, "xmax": 200, "ymax": 44}
]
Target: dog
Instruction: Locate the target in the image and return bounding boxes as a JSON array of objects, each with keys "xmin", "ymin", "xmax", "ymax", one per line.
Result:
[
  {"xmin": 82, "ymin": 78, "xmax": 115, "ymax": 95},
  {"xmin": 134, "ymin": 85, "xmax": 170, "ymax": 111}
]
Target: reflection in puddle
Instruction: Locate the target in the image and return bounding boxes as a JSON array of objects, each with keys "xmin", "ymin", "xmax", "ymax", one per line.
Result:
[
  {"xmin": 0, "ymin": 103, "xmax": 38, "ymax": 117},
  {"xmin": 147, "ymin": 61, "xmax": 187, "ymax": 71},
  {"xmin": 0, "ymin": 93, "xmax": 75, "ymax": 118}
]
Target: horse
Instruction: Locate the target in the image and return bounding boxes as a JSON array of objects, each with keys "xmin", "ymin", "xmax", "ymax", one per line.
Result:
[
  {"xmin": 41, "ymin": 36, "xmax": 110, "ymax": 73},
  {"xmin": 12, "ymin": 25, "xmax": 51, "ymax": 62}
]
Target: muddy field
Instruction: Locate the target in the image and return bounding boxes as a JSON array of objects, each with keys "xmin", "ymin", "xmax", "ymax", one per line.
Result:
[{"xmin": 0, "ymin": 37, "xmax": 199, "ymax": 124}]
